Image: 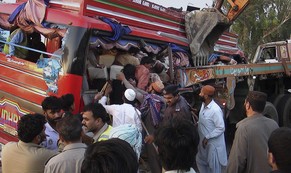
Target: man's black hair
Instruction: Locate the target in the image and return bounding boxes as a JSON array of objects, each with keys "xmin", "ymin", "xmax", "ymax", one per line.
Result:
[
  {"xmin": 83, "ymin": 102, "xmax": 110, "ymax": 123},
  {"xmin": 155, "ymin": 118, "xmax": 199, "ymax": 171},
  {"xmin": 163, "ymin": 84, "xmax": 179, "ymax": 96},
  {"xmin": 123, "ymin": 64, "xmax": 136, "ymax": 80},
  {"xmin": 140, "ymin": 56, "xmax": 155, "ymax": 65},
  {"xmin": 60, "ymin": 93, "xmax": 74, "ymax": 112},
  {"xmin": 81, "ymin": 138, "xmax": 138, "ymax": 173},
  {"xmin": 17, "ymin": 113, "xmax": 46, "ymax": 143},
  {"xmin": 246, "ymin": 91, "xmax": 267, "ymax": 113},
  {"xmin": 56, "ymin": 115, "xmax": 82, "ymax": 142},
  {"xmin": 268, "ymin": 127, "xmax": 291, "ymax": 172},
  {"xmin": 41, "ymin": 96, "xmax": 62, "ymax": 111}
]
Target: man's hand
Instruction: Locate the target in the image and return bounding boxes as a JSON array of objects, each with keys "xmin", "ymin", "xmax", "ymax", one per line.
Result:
[
  {"xmin": 94, "ymin": 92, "xmax": 103, "ymax": 101},
  {"xmin": 144, "ymin": 135, "xmax": 154, "ymax": 144},
  {"xmin": 202, "ymin": 137, "xmax": 208, "ymax": 149}
]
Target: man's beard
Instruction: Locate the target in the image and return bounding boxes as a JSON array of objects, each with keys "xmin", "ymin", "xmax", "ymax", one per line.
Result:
[
  {"xmin": 47, "ymin": 117, "xmax": 62, "ymax": 127},
  {"xmin": 242, "ymin": 104, "xmax": 247, "ymax": 117},
  {"xmin": 38, "ymin": 133, "xmax": 47, "ymax": 145},
  {"xmin": 199, "ymin": 96, "xmax": 205, "ymax": 102}
]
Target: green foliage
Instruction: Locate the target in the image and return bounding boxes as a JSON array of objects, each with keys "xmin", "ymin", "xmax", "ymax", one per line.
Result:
[{"xmin": 229, "ymin": 0, "xmax": 291, "ymax": 60}]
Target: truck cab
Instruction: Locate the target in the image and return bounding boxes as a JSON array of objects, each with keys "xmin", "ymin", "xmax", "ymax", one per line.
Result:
[{"xmin": 253, "ymin": 40, "xmax": 291, "ymax": 63}]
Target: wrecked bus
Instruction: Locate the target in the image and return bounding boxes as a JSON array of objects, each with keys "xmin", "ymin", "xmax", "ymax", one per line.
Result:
[{"xmin": 0, "ymin": 0, "xmax": 248, "ymax": 143}]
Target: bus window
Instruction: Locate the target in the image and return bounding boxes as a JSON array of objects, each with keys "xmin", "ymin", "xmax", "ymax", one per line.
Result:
[
  {"xmin": 0, "ymin": 28, "xmax": 51, "ymax": 62},
  {"xmin": 2, "ymin": 28, "xmax": 30, "ymax": 59},
  {"xmin": 261, "ymin": 47, "xmax": 277, "ymax": 61}
]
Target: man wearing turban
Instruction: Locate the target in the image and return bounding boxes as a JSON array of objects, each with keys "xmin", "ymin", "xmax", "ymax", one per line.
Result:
[{"xmin": 196, "ymin": 85, "xmax": 227, "ymax": 173}]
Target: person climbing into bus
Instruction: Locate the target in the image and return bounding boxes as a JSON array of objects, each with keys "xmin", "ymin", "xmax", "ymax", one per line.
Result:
[
  {"xmin": 135, "ymin": 56, "xmax": 155, "ymax": 91},
  {"xmin": 27, "ymin": 32, "xmax": 48, "ymax": 62},
  {"xmin": 116, "ymin": 71, "xmax": 165, "ymax": 173}
]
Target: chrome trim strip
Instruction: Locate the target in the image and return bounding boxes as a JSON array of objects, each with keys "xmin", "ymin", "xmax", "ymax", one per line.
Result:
[
  {"xmin": 0, "ymin": 78, "xmax": 47, "ymax": 97},
  {"xmin": 49, "ymin": 0, "xmax": 81, "ymax": 8},
  {"xmin": 87, "ymin": 5, "xmax": 185, "ymax": 33},
  {"xmin": 157, "ymin": 31, "xmax": 189, "ymax": 44},
  {"xmin": 0, "ymin": 63, "xmax": 43, "ymax": 79}
]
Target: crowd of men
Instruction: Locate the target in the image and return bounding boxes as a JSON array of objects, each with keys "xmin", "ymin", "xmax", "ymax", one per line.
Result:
[
  {"xmin": 1, "ymin": 0, "xmax": 290, "ymax": 172},
  {"xmin": 1, "ymin": 28, "xmax": 289, "ymax": 170},
  {"xmin": 1, "ymin": 67, "xmax": 291, "ymax": 173}
]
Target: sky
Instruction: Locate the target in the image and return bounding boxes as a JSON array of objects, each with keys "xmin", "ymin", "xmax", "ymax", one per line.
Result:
[{"xmin": 148, "ymin": 0, "xmax": 214, "ymax": 10}]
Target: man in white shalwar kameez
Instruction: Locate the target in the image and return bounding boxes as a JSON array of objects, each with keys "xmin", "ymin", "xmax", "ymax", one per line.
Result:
[
  {"xmin": 196, "ymin": 85, "xmax": 227, "ymax": 173},
  {"xmin": 95, "ymin": 87, "xmax": 142, "ymax": 133}
]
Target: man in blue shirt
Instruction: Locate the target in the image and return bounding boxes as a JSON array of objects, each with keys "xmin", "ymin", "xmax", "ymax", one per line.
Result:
[{"xmin": 196, "ymin": 85, "xmax": 227, "ymax": 173}]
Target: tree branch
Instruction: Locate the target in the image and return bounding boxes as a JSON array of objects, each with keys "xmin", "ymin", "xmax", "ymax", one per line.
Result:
[{"xmin": 262, "ymin": 16, "xmax": 291, "ymax": 39}]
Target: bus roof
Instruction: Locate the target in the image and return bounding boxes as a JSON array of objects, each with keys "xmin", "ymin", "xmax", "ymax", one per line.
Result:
[{"xmin": 0, "ymin": 1, "xmax": 189, "ymax": 46}]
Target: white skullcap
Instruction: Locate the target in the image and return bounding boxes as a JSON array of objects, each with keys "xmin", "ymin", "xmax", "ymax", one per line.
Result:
[{"xmin": 124, "ymin": 89, "xmax": 136, "ymax": 101}]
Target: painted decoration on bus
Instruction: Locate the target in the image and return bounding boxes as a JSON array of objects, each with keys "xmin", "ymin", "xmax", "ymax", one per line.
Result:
[
  {"xmin": 0, "ymin": 98, "xmax": 30, "ymax": 136},
  {"xmin": 179, "ymin": 68, "xmax": 214, "ymax": 87},
  {"xmin": 36, "ymin": 49, "xmax": 63, "ymax": 93}
]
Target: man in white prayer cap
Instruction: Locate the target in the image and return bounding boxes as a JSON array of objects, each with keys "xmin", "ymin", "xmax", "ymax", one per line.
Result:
[{"xmin": 95, "ymin": 87, "xmax": 142, "ymax": 132}]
